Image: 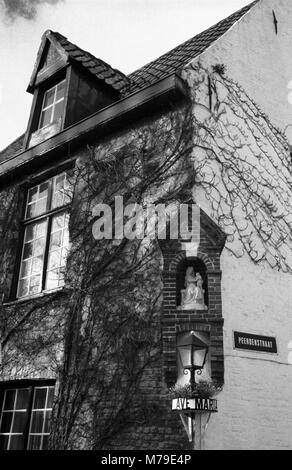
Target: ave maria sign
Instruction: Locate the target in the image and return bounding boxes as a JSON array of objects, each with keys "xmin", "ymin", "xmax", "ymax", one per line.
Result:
[{"xmin": 172, "ymin": 397, "xmax": 218, "ymax": 412}]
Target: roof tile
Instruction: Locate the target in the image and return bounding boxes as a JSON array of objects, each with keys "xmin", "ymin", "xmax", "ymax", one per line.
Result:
[{"xmin": 126, "ymin": 1, "xmax": 258, "ymax": 93}]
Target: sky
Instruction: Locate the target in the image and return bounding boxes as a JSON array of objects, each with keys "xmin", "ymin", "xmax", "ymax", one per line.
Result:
[{"xmin": 0, "ymin": 0, "xmax": 251, "ymax": 151}]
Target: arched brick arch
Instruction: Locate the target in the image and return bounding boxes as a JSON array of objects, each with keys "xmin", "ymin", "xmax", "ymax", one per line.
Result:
[
  {"xmin": 196, "ymin": 250, "xmax": 215, "ymax": 272},
  {"xmin": 168, "ymin": 250, "xmax": 214, "ymax": 272}
]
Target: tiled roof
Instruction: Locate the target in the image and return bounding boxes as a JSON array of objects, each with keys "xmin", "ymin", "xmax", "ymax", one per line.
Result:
[
  {"xmin": 0, "ymin": 134, "xmax": 25, "ymax": 163},
  {"xmin": 51, "ymin": 31, "xmax": 131, "ymax": 93},
  {"xmin": 28, "ymin": 30, "xmax": 130, "ymax": 94},
  {"xmin": 0, "ymin": 1, "xmax": 258, "ymax": 160},
  {"xmin": 127, "ymin": 0, "xmax": 259, "ymax": 93}
]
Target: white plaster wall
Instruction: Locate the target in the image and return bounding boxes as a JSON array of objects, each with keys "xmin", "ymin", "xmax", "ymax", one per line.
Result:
[
  {"xmin": 194, "ymin": 0, "xmax": 292, "ymax": 144},
  {"xmin": 205, "ymin": 253, "xmax": 292, "ymax": 449},
  {"xmin": 182, "ymin": 0, "xmax": 292, "ymax": 449}
]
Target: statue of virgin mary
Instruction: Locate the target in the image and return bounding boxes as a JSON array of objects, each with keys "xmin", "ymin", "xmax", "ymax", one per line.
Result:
[{"xmin": 181, "ymin": 267, "xmax": 207, "ymax": 310}]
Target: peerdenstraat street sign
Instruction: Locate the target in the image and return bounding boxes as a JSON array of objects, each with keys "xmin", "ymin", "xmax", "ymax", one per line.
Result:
[{"xmin": 233, "ymin": 331, "xmax": 277, "ymax": 353}]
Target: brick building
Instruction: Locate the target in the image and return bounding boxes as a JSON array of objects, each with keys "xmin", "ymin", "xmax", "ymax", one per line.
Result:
[{"xmin": 0, "ymin": 0, "xmax": 292, "ymax": 450}]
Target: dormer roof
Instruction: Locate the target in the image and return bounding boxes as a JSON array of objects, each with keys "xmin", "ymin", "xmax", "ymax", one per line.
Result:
[{"xmin": 27, "ymin": 29, "xmax": 130, "ymax": 94}]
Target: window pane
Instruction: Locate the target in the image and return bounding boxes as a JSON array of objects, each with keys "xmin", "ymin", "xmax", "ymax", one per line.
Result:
[
  {"xmin": 52, "ymin": 174, "xmax": 65, "ymax": 208},
  {"xmin": 25, "ymin": 184, "xmax": 49, "ymax": 220},
  {"xmin": 33, "ymin": 388, "xmax": 47, "ymax": 409},
  {"xmin": 25, "ymin": 203, "xmax": 36, "ymax": 220},
  {"xmin": 50, "ymin": 231, "xmax": 62, "ymax": 251},
  {"xmin": 58, "ymin": 269, "xmax": 65, "ymax": 285},
  {"xmin": 52, "ymin": 100, "xmax": 64, "ymax": 123},
  {"xmin": 29, "ymin": 275, "xmax": 41, "ymax": 295},
  {"xmin": 55, "ymin": 173, "xmax": 65, "ymax": 189},
  {"xmin": 45, "ymin": 269, "xmax": 59, "ymax": 290},
  {"xmin": 45, "ymin": 212, "xmax": 69, "ymax": 291},
  {"xmin": 52, "ymin": 214, "xmax": 65, "ymax": 232},
  {"xmin": 39, "ymin": 182, "xmax": 49, "ymax": 200},
  {"xmin": 31, "ymin": 256, "xmax": 43, "ymax": 275},
  {"xmin": 51, "ymin": 174, "xmax": 72, "ymax": 210},
  {"xmin": 24, "ymin": 225, "xmax": 36, "ymax": 242},
  {"xmin": 20, "ymin": 259, "xmax": 31, "ymax": 278},
  {"xmin": 30, "ymin": 411, "xmax": 44, "ymax": 433},
  {"xmin": 23, "ymin": 241, "xmax": 34, "ymax": 260},
  {"xmin": 0, "ymin": 412, "xmax": 13, "ymax": 432},
  {"xmin": 18, "ymin": 220, "xmax": 48, "ymax": 298},
  {"xmin": 39, "ymin": 107, "xmax": 53, "ymax": 128},
  {"xmin": 56, "ymin": 80, "xmax": 65, "ymax": 101},
  {"xmin": 63, "ymin": 228, "xmax": 70, "ymax": 248},
  {"xmin": 29, "ymin": 285, "xmax": 40, "ymax": 296},
  {"xmin": 36, "ymin": 221, "xmax": 47, "ymax": 238},
  {"xmin": 42, "ymin": 435, "xmax": 49, "ymax": 450},
  {"xmin": 0, "ymin": 435, "xmax": 9, "ymax": 450},
  {"xmin": 61, "ymin": 246, "xmax": 69, "ymax": 262},
  {"xmin": 3, "ymin": 390, "xmax": 16, "ymax": 410},
  {"xmin": 47, "ymin": 388, "xmax": 55, "ymax": 408},
  {"xmin": 9, "ymin": 435, "xmax": 24, "ymax": 450},
  {"xmin": 12, "ymin": 412, "xmax": 27, "ymax": 433},
  {"xmin": 33, "ymin": 238, "xmax": 46, "ymax": 257},
  {"xmin": 28, "ymin": 435, "xmax": 42, "ymax": 450},
  {"xmin": 34, "ymin": 198, "xmax": 48, "ymax": 217},
  {"xmin": 47, "ymin": 251, "xmax": 61, "ymax": 271},
  {"xmin": 52, "ymin": 190, "xmax": 64, "ymax": 209},
  {"xmin": 44, "ymin": 411, "xmax": 52, "ymax": 433},
  {"xmin": 43, "ymin": 87, "xmax": 55, "ymax": 108},
  {"xmin": 18, "ymin": 278, "xmax": 29, "ymax": 298},
  {"xmin": 27, "ymin": 186, "xmax": 38, "ymax": 205},
  {"xmin": 15, "ymin": 389, "xmax": 29, "ymax": 410},
  {"xmin": 30, "ymin": 274, "xmax": 41, "ymax": 287}
]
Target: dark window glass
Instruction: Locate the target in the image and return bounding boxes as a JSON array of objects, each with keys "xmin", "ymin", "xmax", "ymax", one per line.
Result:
[{"xmin": 0, "ymin": 384, "xmax": 55, "ymax": 450}]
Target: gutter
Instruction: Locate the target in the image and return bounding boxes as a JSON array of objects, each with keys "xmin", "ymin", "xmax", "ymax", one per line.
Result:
[{"xmin": 0, "ymin": 74, "xmax": 189, "ymax": 185}]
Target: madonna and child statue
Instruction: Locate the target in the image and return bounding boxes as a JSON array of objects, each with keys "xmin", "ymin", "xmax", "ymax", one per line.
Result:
[{"xmin": 180, "ymin": 267, "xmax": 207, "ymax": 310}]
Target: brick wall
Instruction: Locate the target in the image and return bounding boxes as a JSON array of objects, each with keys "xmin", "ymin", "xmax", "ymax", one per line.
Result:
[{"xmin": 159, "ymin": 208, "xmax": 226, "ymax": 387}]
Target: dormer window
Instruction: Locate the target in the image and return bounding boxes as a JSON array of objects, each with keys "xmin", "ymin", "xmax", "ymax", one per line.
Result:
[
  {"xmin": 39, "ymin": 80, "xmax": 66, "ymax": 129},
  {"xmin": 28, "ymin": 76, "xmax": 67, "ymax": 147},
  {"xmin": 24, "ymin": 29, "xmax": 129, "ymax": 149}
]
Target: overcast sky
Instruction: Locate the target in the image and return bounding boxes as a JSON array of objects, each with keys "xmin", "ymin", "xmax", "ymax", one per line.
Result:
[{"xmin": 0, "ymin": 0, "xmax": 251, "ymax": 151}]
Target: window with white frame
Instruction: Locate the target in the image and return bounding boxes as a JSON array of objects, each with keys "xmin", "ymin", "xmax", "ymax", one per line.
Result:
[
  {"xmin": 39, "ymin": 80, "xmax": 66, "ymax": 129},
  {"xmin": 0, "ymin": 383, "xmax": 55, "ymax": 450},
  {"xmin": 17, "ymin": 171, "xmax": 72, "ymax": 299}
]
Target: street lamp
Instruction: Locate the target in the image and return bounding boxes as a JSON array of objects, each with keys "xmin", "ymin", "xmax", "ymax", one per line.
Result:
[{"xmin": 177, "ymin": 331, "xmax": 209, "ymax": 391}]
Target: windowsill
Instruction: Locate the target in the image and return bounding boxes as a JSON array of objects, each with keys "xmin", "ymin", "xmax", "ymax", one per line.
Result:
[
  {"xmin": 176, "ymin": 306, "xmax": 209, "ymax": 312},
  {"xmin": 3, "ymin": 287, "xmax": 66, "ymax": 306},
  {"xmin": 29, "ymin": 118, "xmax": 62, "ymax": 148}
]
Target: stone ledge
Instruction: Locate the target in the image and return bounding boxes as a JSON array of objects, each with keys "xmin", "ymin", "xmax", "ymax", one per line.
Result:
[{"xmin": 2, "ymin": 287, "xmax": 66, "ymax": 307}]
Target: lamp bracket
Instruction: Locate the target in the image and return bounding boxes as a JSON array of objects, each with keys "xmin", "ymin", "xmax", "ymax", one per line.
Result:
[{"xmin": 179, "ymin": 411, "xmax": 212, "ymax": 449}]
